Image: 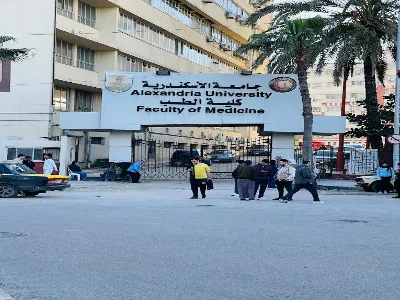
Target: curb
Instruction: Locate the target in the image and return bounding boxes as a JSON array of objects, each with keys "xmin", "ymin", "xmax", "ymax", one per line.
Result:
[{"xmin": 317, "ymin": 185, "xmax": 360, "ymax": 191}]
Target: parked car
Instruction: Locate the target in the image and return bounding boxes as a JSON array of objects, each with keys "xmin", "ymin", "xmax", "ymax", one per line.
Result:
[
  {"xmin": 0, "ymin": 163, "xmax": 70, "ymax": 198},
  {"xmin": 170, "ymin": 150, "xmax": 200, "ymax": 167},
  {"xmin": 355, "ymin": 175, "xmax": 394, "ymax": 192},
  {"xmin": 210, "ymin": 149, "xmax": 235, "ymax": 163},
  {"xmin": 247, "ymin": 146, "xmax": 270, "ymax": 156}
]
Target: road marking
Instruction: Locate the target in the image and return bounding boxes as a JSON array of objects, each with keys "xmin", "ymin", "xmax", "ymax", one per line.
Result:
[{"xmin": 0, "ymin": 288, "xmax": 14, "ymax": 300}]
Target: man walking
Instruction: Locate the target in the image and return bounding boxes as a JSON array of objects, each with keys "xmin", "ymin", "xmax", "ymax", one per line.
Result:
[
  {"xmin": 43, "ymin": 153, "xmax": 58, "ymax": 175},
  {"xmin": 231, "ymin": 160, "xmax": 244, "ymax": 196},
  {"xmin": 274, "ymin": 159, "xmax": 295, "ymax": 200},
  {"xmin": 127, "ymin": 160, "xmax": 145, "ymax": 183},
  {"xmin": 254, "ymin": 159, "xmax": 271, "ymax": 200},
  {"xmin": 232, "ymin": 160, "xmax": 256, "ymax": 201},
  {"xmin": 282, "ymin": 160, "xmax": 322, "ymax": 203},
  {"xmin": 190, "ymin": 157, "xmax": 211, "ymax": 199}
]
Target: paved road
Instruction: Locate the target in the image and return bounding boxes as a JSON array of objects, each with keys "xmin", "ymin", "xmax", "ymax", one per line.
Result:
[{"xmin": 0, "ymin": 181, "xmax": 399, "ymax": 300}]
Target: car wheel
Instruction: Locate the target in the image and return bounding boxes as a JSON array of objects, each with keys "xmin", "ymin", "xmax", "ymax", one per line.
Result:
[
  {"xmin": 0, "ymin": 184, "xmax": 19, "ymax": 198},
  {"xmin": 362, "ymin": 186, "xmax": 372, "ymax": 192},
  {"xmin": 25, "ymin": 192, "xmax": 40, "ymax": 197},
  {"xmin": 370, "ymin": 181, "xmax": 380, "ymax": 193}
]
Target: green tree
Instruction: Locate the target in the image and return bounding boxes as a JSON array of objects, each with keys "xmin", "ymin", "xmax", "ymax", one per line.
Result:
[
  {"xmin": 235, "ymin": 17, "xmax": 326, "ymax": 161},
  {"xmin": 246, "ymin": 0, "xmax": 399, "ymax": 150},
  {"xmin": 0, "ymin": 36, "xmax": 31, "ymax": 62}
]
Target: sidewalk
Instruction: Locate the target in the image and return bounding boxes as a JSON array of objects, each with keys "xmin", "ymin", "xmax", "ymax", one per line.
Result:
[{"xmin": 77, "ymin": 172, "xmax": 360, "ymax": 191}]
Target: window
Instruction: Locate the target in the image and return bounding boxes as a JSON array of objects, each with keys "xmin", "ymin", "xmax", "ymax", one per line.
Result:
[
  {"xmin": 164, "ymin": 142, "xmax": 173, "ymax": 148},
  {"xmin": 55, "ymin": 39, "xmax": 73, "ymax": 66},
  {"xmin": 165, "ymin": 128, "xmax": 169, "ymax": 134},
  {"xmin": 312, "ymin": 83, "xmax": 322, "ymax": 88},
  {"xmin": 57, "ymin": 0, "xmax": 73, "ymax": 19},
  {"xmin": 7, "ymin": 148, "xmax": 44, "ymax": 161},
  {"xmin": 77, "ymin": 46, "xmax": 95, "ymax": 71},
  {"xmin": 90, "ymin": 137, "xmax": 104, "ymax": 145},
  {"xmin": 178, "ymin": 129, "xmax": 182, "ymax": 136},
  {"xmin": 53, "ymin": 86, "xmax": 70, "ymax": 111},
  {"xmin": 44, "ymin": 149, "xmax": 60, "ymax": 161},
  {"xmin": 326, "ymin": 95, "xmax": 340, "ymax": 101},
  {"xmin": 117, "ymin": 54, "xmax": 160, "ymax": 72},
  {"xmin": 117, "ymin": 13, "xmax": 240, "ymax": 73},
  {"xmin": 190, "ymin": 131, "xmax": 194, "ymax": 137},
  {"xmin": 177, "ymin": 143, "xmax": 186, "ymax": 149},
  {"xmin": 78, "ymin": 1, "xmax": 96, "ymax": 28},
  {"xmin": 351, "ymin": 81, "xmax": 363, "ymax": 86},
  {"xmin": 75, "ymin": 90, "xmax": 93, "ymax": 112}
]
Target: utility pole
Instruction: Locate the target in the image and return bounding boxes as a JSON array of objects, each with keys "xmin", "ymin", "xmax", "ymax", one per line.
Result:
[{"xmin": 393, "ymin": 10, "xmax": 400, "ymax": 168}]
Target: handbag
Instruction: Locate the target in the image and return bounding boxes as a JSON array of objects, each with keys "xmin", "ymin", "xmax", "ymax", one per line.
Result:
[
  {"xmin": 206, "ymin": 179, "xmax": 214, "ymax": 190},
  {"xmin": 51, "ymin": 170, "xmax": 59, "ymax": 175}
]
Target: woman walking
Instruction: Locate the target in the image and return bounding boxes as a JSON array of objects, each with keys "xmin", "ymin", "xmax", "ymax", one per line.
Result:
[{"xmin": 376, "ymin": 163, "xmax": 394, "ymax": 194}]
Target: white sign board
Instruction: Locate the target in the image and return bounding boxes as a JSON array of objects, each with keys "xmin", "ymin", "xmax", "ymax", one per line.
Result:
[
  {"xmin": 387, "ymin": 134, "xmax": 400, "ymax": 144},
  {"xmin": 347, "ymin": 149, "xmax": 379, "ymax": 174},
  {"xmin": 101, "ymin": 72, "xmax": 304, "ymax": 132}
]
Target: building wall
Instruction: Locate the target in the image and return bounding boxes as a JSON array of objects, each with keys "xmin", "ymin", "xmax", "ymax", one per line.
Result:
[
  {"xmin": 307, "ymin": 56, "xmax": 396, "ymax": 146},
  {"xmin": 2, "ymin": 0, "xmax": 266, "ymax": 165},
  {"xmin": 0, "ymin": 0, "xmax": 56, "ymax": 139}
]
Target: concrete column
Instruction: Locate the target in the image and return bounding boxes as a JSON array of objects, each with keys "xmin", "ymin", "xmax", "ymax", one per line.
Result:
[
  {"xmin": 271, "ymin": 133, "xmax": 295, "ymax": 160},
  {"xmin": 60, "ymin": 135, "xmax": 75, "ymax": 175},
  {"xmin": 109, "ymin": 131, "xmax": 132, "ymax": 163}
]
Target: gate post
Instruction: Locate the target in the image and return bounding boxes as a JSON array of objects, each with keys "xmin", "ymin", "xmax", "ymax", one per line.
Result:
[
  {"xmin": 109, "ymin": 131, "xmax": 132, "ymax": 163},
  {"xmin": 271, "ymin": 133, "xmax": 295, "ymax": 160}
]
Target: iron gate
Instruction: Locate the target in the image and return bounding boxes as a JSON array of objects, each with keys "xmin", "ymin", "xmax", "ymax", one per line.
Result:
[{"xmin": 132, "ymin": 136, "xmax": 272, "ymax": 179}]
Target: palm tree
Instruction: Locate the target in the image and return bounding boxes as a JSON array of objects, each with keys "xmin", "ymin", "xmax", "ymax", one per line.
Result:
[
  {"xmin": 246, "ymin": 0, "xmax": 399, "ymax": 150},
  {"xmin": 0, "ymin": 36, "xmax": 31, "ymax": 62},
  {"xmin": 235, "ymin": 17, "xmax": 326, "ymax": 161}
]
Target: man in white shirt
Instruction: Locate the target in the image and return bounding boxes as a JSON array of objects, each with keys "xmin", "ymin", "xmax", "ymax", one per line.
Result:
[
  {"xmin": 13, "ymin": 154, "xmax": 25, "ymax": 164},
  {"xmin": 273, "ymin": 159, "xmax": 296, "ymax": 200},
  {"xmin": 43, "ymin": 153, "xmax": 58, "ymax": 175}
]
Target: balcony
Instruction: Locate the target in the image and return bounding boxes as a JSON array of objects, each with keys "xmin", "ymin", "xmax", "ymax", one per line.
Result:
[{"xmin": 54, "ymin": 63, "xmax": 101, "ymax": 90}]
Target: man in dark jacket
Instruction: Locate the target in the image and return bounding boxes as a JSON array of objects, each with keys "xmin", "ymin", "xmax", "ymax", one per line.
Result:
[
  {"xmin": 282, "ymin": 160, "xmax": 322, "ymax": 203},
  {"xmin": 231, "ymin": 160, "xmax": 244, "ymax": 196},
  {"xmin": 22, "ymin": 156, "xmax": 35, "ymax": 170},
  {"xmin": 253, "ymin": 159, "xmax": 271, "ymax": 200},
  {"xmin": 232, "ymin": 160, "xmax": 256, "ymax": 201}
]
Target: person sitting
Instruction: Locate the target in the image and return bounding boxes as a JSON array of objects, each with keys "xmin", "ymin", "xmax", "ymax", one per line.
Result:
[
  {"xmin": 68, "ymin": 161, "xmax": 87, "ymax": 181},
  {"xmin": 127, "ymin": 160, "xmax": 145, "ymax": 183},
  {"xmin": 104, "ymin": 162, "xmax": 117, "ymax": 181}
]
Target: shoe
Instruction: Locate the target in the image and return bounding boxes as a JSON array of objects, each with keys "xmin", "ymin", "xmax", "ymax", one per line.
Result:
[
  {"xmin": 281, "ymin": 199, "xmax": 290, "ymax": 203},
  {"xmin": 231, "ymin": 193, "xmax": 236, "ymax": 196},
  {"xmin": 393, "ymin": 196, "xmax": 400, "ymax": 198},
  {"xmin": 248, "ymin": 198, "xmax": 255, "ymax": 201},
  {"xmin": 190, "ymin": 196, "xmax": 198, "ymax": 199},
  {"xmin": 202, "ymin": 194, "xmax": 206, "ymax": 198},
  {"xmin": 273, "ymin": 198, "xmax": 281, "ymax": 200},
  {"xmin": 378, "ymin": 192, "xmax": 383, "ymax": 194},
  {"xmin": 257, "ymin": 196, "xmax": 263, "ymax": 200},
  {"xmin": 313, "ymin": 200, "xmax": 324, "ymax": 203}
]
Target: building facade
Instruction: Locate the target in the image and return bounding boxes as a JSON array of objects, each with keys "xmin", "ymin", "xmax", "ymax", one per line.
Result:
[
  {"xmin": 307, "ymin": 57, "xmax": 396, "ymax": 147},
  {"xmin": 1, "ymin": 0, "xmax": 269, "ymax": 165}
]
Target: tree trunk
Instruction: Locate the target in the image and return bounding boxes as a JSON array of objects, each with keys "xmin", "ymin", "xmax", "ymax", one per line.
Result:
[
  {"xmin": 297, "ymin": 56, "xmax": 313, "ymax": 163},
  {"xmin": 363, "ymin": 56, "xmax": 383, "ymax": 150},
  {"xmin": 336, "ymin": 76, "xmax": 348, "ymax": 172}
]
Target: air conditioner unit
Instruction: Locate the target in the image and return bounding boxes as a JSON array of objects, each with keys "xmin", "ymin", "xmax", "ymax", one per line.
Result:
[
  {"xmin": 236, "ymin": 15, "xmax": 244, "ymax": 22},
  {"xmin": 220, "ymin": 43, "xmax": 232, "ymax": 51},
  {"xmin": 225, "ymin": 11, "xmax": 235, "ymax": 19},
  {"xmin": 249, "ymin": 0, "xmax": 259, "ymax": 5},
  {"xmin": 202, "ymin": 0, "xmax": 214, "ymax": 3},
  {"xmin": 206, "ymin": 36, "xmax": 214, "ymax": 42}
]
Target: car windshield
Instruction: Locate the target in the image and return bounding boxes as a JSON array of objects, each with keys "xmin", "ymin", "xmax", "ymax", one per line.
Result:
[
  {"xmin": 314, "ymin": 151, "xmax": 334, "ymax": 156},
  {"xmin": 212, "ymin": 150, "xmax": 230, "ymax": 155},
  {"xmin": 7, "ymin": 163, "xmax": 37, "ymax": 175}
]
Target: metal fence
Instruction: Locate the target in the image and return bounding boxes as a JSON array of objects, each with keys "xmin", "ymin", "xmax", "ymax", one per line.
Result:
[
  {"xmin": 133, "ymin": 136, "xmax": 272, "ymax": 179},
  {"xmin": 294, "ymin": 146, "xmax": 392, "ymax": 178}
]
